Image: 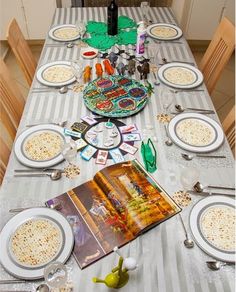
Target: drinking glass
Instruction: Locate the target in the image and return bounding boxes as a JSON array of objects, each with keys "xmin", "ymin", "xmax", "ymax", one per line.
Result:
[
  {"xmin": 159, "ymin": 85, "xmax": 174, "ymax": 114},
  {"xmin": 70, "ymin": 60, "xmax": 83, "ymax": 83},
  {"xmin": 180, "ymin": 167, "xmax": 200, "ymax": 194},
  {"xmin": 140, "ymin": 2, "xmax": 150, "ymax": 23},
  {"xmin": 76, "ymin": 20, "xmax": 86, "ymax": 38},
  {"xmin": 147, "ymin": 42, "xmax": 161, "ymax": 65},
  {"xmin": 44, "ymin": 261, "xmax": 68, "ymax": 288},
  {"xmin": 61, "ymin": 138, "xmax": 77, "ymax": 164}
]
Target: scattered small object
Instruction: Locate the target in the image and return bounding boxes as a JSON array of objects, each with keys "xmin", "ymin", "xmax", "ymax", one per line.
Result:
[
  {"xmin": 72, "ymin": 84, "xmax": 84, "ymax": 93},
  {"xmin": 36, "ymin": 283, "xmax": 50, "ymax": 292},
  {"xmin": 110, "ymin": 130, "xmax": 118, "ymax": 138},
  {"xmin": 157, "ymin": 113, "xmax": 172, "ymax": 123},
  {"xmin": 95, "ymin": 63, "xmax": 103, "ymax": 78},
  {"xmin": 83, "ymin": 65, "xmax": 92, "ymax": 83},
  {"xmin": 92, "ymin": 246, "xmax": 137, "ymax": 288},
  {"xmin": 141, "ymin": 138, "xmax": 157, "ymax": 173},
  {"xmin": 206, "ymin": 261, "xmax": 228, "ymax": 271},
  {"xmin": 104, "ymin": 138, "xmax": 114, "ymax": 147},
  {"xmin": 172, "ymin": 191, "xmax": 191, "ymax": 207},
  {"xmin": 64, "ymin": 164, "xmax": 80, "ymax": 179}
]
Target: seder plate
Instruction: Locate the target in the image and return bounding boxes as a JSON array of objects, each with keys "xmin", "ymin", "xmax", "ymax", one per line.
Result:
[
  {"xmin": 189, "ymin": 195, "xmax": 235, "ymax": 263},
  {"xmin": 48, "ymin": 24, "xmax": 80, "ymax": 42},
  {"xmin": 147, "ymin": 23, "xmax": 183, "ymax": 40},
  {"xmin": 168, "ymin": 113, "xmax": 224, "ymax": 153},
  {"xmin": 83, "ymin": 75, "xmax": 148, "ymax": 118},
  {"xmin": 14, "ymin": 124, "xmax": 70, "ymax": 168},
  {"xmin": 0, "ymin": 208, "xmax": 74, "ymax": 279},
  {"xmin": 157, "ymin": 62, "xmax": 203, "ymax": 89},
  {"xmin": 36, "ymin": 61, "xmax": 76, "ymax": 87}
]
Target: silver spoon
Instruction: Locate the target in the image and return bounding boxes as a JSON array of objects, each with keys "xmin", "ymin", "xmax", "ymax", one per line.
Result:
[
  {"xmin": 175, "ymin": 104, "xmax": 215, "ymax": 114},
  {"xmin": 193, "ymin": 181, "xmax": 235, "ymax": 193},
  {"xmin": 9, "ymin": 202, "xmax": 62, "ymax": 213},
  {"xmin": 179, "ymin": 214, "xmax": 194, "ymax": 248},
  {"xmin": 182, "ymin": 153, "xmax": 227, "ymax": 161},
  {"xmin": 152, "ymin": 72, "xmax": 160, "ymax": 86},
  {"xmin": 59, "ymin": 86, "xmax": 73, "ymax": 94},
  {"xmin": 14, "ymin": 170, "xmax": 63, "ymax": 181},
  {"xmin": 36, "ymin": 284, "xmax": 50, "ymax": 292},
  {"xmin": 206, "ymin": 261, "xmax": 228, "ymax": 271},
  {"xmin": 164, "ymin": 124, "xmax": 173, "ymax": 146}
]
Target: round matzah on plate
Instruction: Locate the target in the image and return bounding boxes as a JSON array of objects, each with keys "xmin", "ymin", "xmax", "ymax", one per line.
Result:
[
  {"xmin": 14, "ymin": 124, "xmax": 70, "ymax": 168},
  {"xmin": 168, "ymin": 113, "xmax": 224, "ymax": 153},
  {"xmin": 48, "ymin": 24, "xmax": 80, "ymax": 42},
  {"xmin": 189, "ymin": 195, "xmax": 235, "ymax": 262},
  {"xmin": 0, "ymin": 208, "xmax": 74, "ymax": 279},
  {"xmin": 146, "ymin": 23, "xmax": 182, "ymax": 40},
  {"xmin": 36, "ymin": 61, "xmax": 76, "ymax": 87},
  {"xmin": 157, "ymin": 62, "xmax": 203, "ymax": 89}
]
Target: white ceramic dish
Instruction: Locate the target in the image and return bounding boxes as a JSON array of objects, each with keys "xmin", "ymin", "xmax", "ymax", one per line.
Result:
[
  {"xmin": 14, "ymin": 124, "xmax": 70, "ymax": 168},
  {"xmin": 0, "ymin": 208, "xmax": 74, "ymax": 279},
  {"xmin": 189, "ymin": 195, "xmax": 235, "ymax": 263},
  {"xmin": 146, "ymin": 23, "xmax": 182, "ymax": 40},
  {"xmin": 36, "ymin": 61, "xmax": 76, "ymax": 87},
  {"xmin": 157, "ymin": 62, "xmax": 203, "ymax": 89},
  {"xmin": 48, "ymin": 24, "xmax": 80, "ymax": 42},
  {"xmin": 168, "ymin": 113, "xmax": 224, "ymax": 153}
]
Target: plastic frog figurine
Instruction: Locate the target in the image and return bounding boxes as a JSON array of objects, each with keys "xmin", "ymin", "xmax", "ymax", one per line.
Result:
[{"xmin": 92, "ymin": 247, "xmax": 137, "ymax": 289}]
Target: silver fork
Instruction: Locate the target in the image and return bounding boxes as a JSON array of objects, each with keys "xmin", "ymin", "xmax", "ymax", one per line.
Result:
[{"xmin": 25, "ymin": 120, "xmax": 67, "ymax": 127}]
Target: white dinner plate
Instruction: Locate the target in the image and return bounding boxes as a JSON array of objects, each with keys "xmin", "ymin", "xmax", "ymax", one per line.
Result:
[
  {"xmin": 0, "ymin": 208, "xmax": 74, "ymax": 279},
  {"xmin": 36, "ymin": 61, "xmax": 76, "ymax": 87},
  {"xmin": 48, "ymin": 24, "xmax": 80, "ymax": 42},
  {"xmin": 14, "ymin": 124, "xmax": 70, "ymax": 168},
  {"xmin": 168, "ymin": 113, "xmax": 224, "ymax": 153},
  {"xmin": 189, "ymin": 196, "xmax": 235, "ymax": 263},
  {"xmin": 157, "ymin": 62, "xmax": 203, "ymax": 89},
  {"xmin": 147, "ymin": 23, "xmax": 183, "ymax": 40}
]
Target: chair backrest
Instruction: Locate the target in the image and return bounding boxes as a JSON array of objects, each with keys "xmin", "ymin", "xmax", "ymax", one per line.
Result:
[
  {"xmin": 222, "ymin": 105, "xmax": 235, "ymax": 155},
  {"xmin": 0, "ymin": 58, "xmax": 25, "ymax": 130},
  {"xmin": 199, "ymin": 17, "xmax": 235, "ymax": 94},
  {"xmin": 0, "ymin": 101, "xmax": 16, "ymax": 184},
  {"xmin": 6, "ymin": 18, "xmax": 37, "ymax": 86}
]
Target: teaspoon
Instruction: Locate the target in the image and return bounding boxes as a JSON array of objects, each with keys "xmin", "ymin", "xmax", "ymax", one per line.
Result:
[
  {"xmin": 164, "ymin": 124, "xmax": 173, "ymax": 146},
  {"xmin": 193, "ymin": 181, "xmax": 235, "ymax": 193},
  {"xmin": 59, "ymin": 86, "xmax": 73, "ymax": 94},
  {"xmin": 36, "ymin": 283, "xmax": 50, "ymax": 292},
  {"xmin": 175, "ymin": 104, "xmax": 215, "ymax": 114},
  {"xmin": 181, "ymin": 153, "xmax": 227, "ymax": 161},
  {"xmin": 206, "ymin": 261, "xmax": 228, "ymax": 271},
  {"xmin": 14, "ymin": 170, "xmax": 63, "ymax": 181},
  {"xmin": 179, "ymin": 214, "xmax": 194, "ymax": 248}
]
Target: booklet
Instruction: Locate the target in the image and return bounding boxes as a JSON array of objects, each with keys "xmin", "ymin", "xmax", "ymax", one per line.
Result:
[{"xmin": 46, "ymin": 160, "xmax": 181, "ymax": 269}]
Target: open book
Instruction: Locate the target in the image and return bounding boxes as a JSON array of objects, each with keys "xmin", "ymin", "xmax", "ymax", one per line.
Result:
[{"xmin": 46, "ymin": 160, "xmax": 181, "ymax": 269}]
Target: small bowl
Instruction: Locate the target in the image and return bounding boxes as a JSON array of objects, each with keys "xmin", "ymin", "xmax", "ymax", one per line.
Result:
[{"xmin": 81, "ymin": 48, "xmax": 98, "ymax": 59}]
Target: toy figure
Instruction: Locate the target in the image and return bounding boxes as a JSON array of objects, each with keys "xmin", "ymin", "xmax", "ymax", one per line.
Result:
[
  {"xmin": 93, "ymin": 247, "xmax": 137, "ymax": 289},
  {"xmin": 108, "ymin": 52, "xmax": 118, "ymax": 68},
  {"xmin": 137, "ymin": 60, "xmax": 150, "ymax": 80},
  {"xmin": 83, "ymin": 66, "xmax": 92, "ymax": 83},
  {"xmin": 117, "ymin": 62, "xmax": 126, "ymax": 75},
  {"xmin": 127, "ymin": 59, "xmax": 136, "ymax": 75}
]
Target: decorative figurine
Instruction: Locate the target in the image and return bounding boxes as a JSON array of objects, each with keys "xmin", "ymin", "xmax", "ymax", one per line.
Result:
[
  {"xmin": 117, "ymin": 62, "xmax": 126, "ymax": 75},
  {"xmin": 83, "ymin": 66, "xmax": 92, "ymax": 83},
  {"xmin": 108, "ymin": 52, "xmax": 118, "ymax": 68},
  {"xmin": 92, "ymin": 246, "xmax": 137, "ymax": 289},
  {"xmin": 127, "ymin": 59, "xmax": 136, "ymax": 75}
]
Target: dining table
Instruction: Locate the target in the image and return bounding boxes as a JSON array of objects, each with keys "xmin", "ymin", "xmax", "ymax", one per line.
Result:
[{"xmin": 0, "ymin": 6, "xmax": 235, "ymax": 292}]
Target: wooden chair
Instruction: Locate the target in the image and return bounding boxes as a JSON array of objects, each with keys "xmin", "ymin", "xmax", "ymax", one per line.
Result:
[
  {"xmin": 0, "ymin": 58, "xmax": 25, "ymax": 130},
  {"xmin": 199, "ymin": 17, "xmax": 235, "ymax": 94},
  {"xmin": 222, "ymin": 105, "xmax": 235, "ymax": 156},
  {"xmin": 6, "ymin": 18, "xmax": 37, "ymax": 86},
  {"xmin": 0, "ymin": 103, "xmax": 16, "ymax": 184}
]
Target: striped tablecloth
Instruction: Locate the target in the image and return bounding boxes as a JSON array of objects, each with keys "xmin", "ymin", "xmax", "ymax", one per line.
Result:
[{"xmin": 0, "ymin": 7, "xmax": 235, "ymax": 292}]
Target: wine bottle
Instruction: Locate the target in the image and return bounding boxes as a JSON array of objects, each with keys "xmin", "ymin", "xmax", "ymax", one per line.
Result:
[{"xmin": 107, "ymin": 0, "xmax": 118, "ymax": 36}]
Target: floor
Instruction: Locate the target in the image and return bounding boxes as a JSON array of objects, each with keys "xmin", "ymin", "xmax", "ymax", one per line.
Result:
[{"xmin": 4, "ymin": 45, "xmax": 235, "ymax": 123}]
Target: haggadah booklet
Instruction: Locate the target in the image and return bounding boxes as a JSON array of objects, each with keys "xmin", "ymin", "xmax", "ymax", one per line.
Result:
[{"xmin": 46, "ymin": 160, "xmax": 181, "ymax": 269}]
